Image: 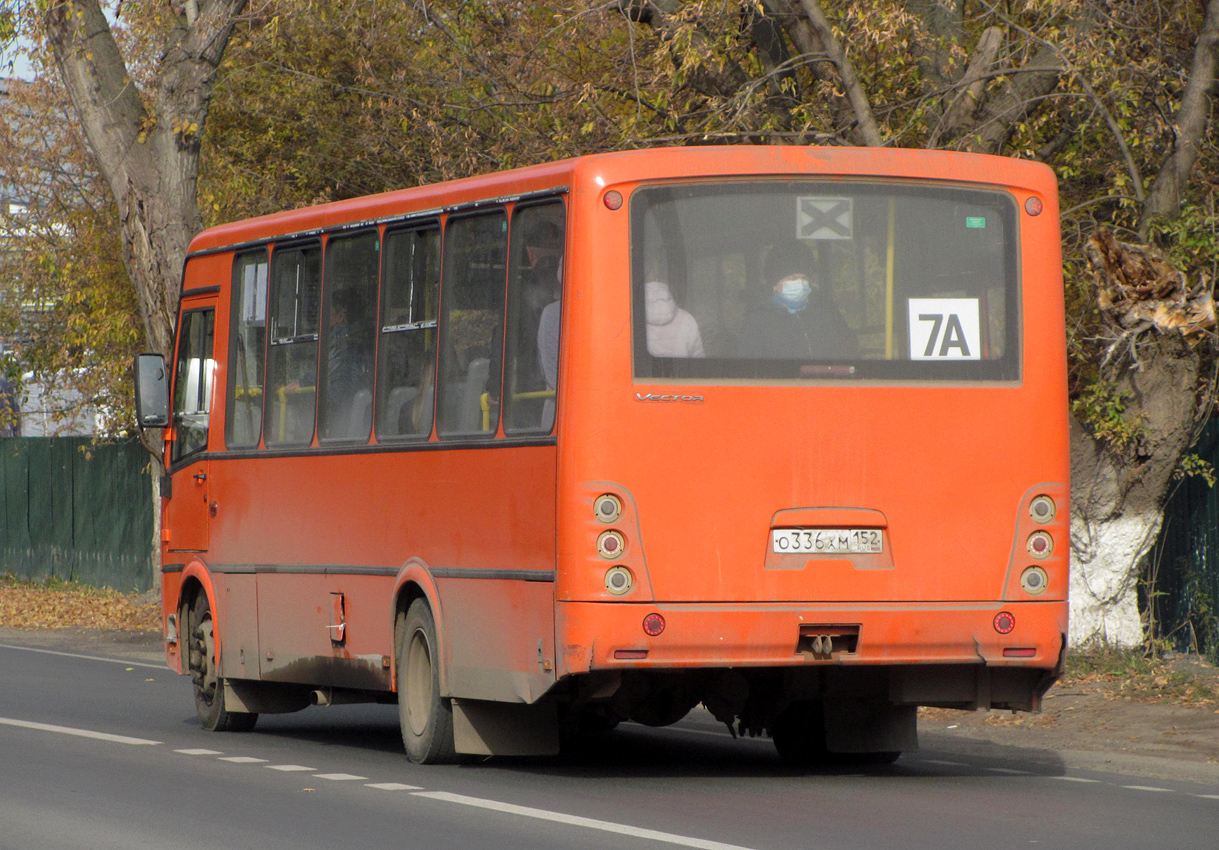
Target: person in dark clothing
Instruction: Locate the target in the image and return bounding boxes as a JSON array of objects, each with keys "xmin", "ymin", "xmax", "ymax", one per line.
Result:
[{"xmin": 738, "ymin": 243, "xmax": 855, "ymax": 359}]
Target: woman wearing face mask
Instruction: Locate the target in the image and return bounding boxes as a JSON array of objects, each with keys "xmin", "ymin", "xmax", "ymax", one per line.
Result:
[{"xmin": 738, "ymin": 243, "xmax": 856, "ymax": 360}]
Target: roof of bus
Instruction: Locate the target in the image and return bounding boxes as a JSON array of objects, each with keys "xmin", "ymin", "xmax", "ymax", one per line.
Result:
[{"xmin": 187, "ymin": 145, "xmax": 1055, "ymax": 254}]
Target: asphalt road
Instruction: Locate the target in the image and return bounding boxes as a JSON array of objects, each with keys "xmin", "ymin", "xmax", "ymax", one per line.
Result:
[{"xmin": 1, "ymin": 637, "xmax": 1216, "ymax": 850}]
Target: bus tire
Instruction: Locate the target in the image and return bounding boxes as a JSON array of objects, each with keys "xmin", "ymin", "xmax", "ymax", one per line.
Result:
[
  {"xmin": 396, "ymin": 599, "xmax": 457, "ymax": 764},
  {"xmin": 187, "ymin": 593, "xmax": 258, "ymax": 733}
]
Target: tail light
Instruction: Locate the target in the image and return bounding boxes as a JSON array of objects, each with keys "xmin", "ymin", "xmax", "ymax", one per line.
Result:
[
  {"xmin": 1021, "ymin": 566, "xmax": 1048, "ymax": 595},
  {"xmin": 1026, "ymin": 531, "xmax": 1053, "ymax": 559}
]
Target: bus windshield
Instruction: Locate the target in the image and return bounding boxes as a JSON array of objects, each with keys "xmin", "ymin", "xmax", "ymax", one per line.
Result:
[{"xmin": 630, "ymin": 180, "xmax": 1020, "ymax": 382}]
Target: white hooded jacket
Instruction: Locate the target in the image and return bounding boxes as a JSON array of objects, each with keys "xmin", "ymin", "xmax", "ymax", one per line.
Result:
[{"xmin": 645, "ymin": 282, "xmax": 705, "ymax": 358}]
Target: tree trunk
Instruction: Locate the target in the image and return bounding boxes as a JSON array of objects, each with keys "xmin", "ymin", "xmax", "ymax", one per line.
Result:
[
  {"xmin": 43, "ymin": 0, "xmax": 247, "ymax": 357},
  {"xmin": 1067, "ymin": 1, "xmax": 1219, "ymax": 647},
  {"xmin": 1069, "ymin": 335, "xmax": 1203, "ymax": 646},
  {"xmin": 1138, "ymin": 0, "xmax": 1219, "ymax": 236}
]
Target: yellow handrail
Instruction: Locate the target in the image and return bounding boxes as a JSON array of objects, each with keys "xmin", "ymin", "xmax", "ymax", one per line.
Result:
[
  {"xmin": 276, "ymin": 384, "xmax": 316, "ymax": 442},
  {"xmin": 482, "ymin": 390, "xmax": 557, "ymax": 431}
]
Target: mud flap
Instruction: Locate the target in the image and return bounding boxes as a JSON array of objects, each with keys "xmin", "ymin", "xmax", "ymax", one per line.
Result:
[
  {"xmin": 224, "ymin": 679, "xmax": 312, "ymax": 714},
  {"xmin": 823, "ymin": 699, "xmax": 918, "ymax": 754},
  {"xmin": 452, "ymin": 697, "xmax": 560, "ymax": 756}
]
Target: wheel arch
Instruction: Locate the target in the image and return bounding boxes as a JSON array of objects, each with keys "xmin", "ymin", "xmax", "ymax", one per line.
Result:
[
  {"xmin": 390, "ymin": 559, "xmax": 449, "ymax": 695},
  {"xmin": 174, "ymin": 560, "xmax": 218, "ymax": 675}
]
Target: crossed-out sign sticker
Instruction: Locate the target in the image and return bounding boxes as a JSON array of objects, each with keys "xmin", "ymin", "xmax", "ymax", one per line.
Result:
[
  {"xmin": 797, "ymin": 196, "xmax": 853, "ymax": 240},
  {"xmin": 907, "ymin": 298, "xmax": 982, "ymax": 360}
]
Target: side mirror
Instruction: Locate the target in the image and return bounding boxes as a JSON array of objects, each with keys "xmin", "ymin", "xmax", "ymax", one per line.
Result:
[{"xmin": 134, "ymin": 353, "xmax": 169, "ymax": 428}]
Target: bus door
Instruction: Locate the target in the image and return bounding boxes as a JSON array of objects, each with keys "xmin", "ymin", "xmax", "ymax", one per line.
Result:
[{"xmin": 165, "ymin": 302, "xmax": 217, "ymax": 554}]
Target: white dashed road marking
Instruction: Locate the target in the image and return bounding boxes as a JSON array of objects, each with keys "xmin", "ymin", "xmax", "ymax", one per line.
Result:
[
  {"xmin": 4, "ymin": 704, "xmax": 1212, "ymax": 848},
  {"xmin": 366, "ymin": 782, "xmax": 423, "ymax": 791},
  {"xmin": 412, "ymin": 791, "xmax": 761, "ymax": 850},
  {"xmin": 0, "ymin": 643, "xmax": 165, "ymax": 670},
  {"xmin": 0, "ymin": 716, "xmax": 159, "ymax": 746}
]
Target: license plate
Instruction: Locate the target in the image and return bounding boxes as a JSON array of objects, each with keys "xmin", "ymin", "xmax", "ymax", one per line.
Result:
[{"xmin": 771, "ymin": 528, "xmax": 883, "ymax": 554}]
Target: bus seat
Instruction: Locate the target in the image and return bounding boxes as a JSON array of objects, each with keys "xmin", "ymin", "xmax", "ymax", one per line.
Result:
[
  {"xmin": 459, "ymin": 358, "xmax": 490, "ymax": 432},
  {"xmin": 384, "ymin": 386, "xmax": 418, "ymax": 434},
  {"xmin": 230, "ymin": 399, "xmax": 261, "ymax": 446},
  {"xmin": 417, "ymin": 386, "xmax": 434, "ymax": 434},
  {"xmin": 346, "ymin": 388, "xmax": 372, "ymax": 439}
]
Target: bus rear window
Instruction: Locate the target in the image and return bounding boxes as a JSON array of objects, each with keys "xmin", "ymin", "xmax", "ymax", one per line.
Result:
[{"xmin": 630, "ymin": 181, "xmax": 1019, "ymax": 382}]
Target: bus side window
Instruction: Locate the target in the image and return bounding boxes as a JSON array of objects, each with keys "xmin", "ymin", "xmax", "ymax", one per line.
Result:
[
  {"xmin": 171, "ymin": 308, "xmax": 215, "ymax": 462},
  {"xmin": 376, "ymin": 225, "xmax": 440, "ymax": 439},
  {"xmin": 318, "ymin": 230, "xmax": 379, "ymax": 443},
  {"xmin": 504, "ymin": 201, "xmax": 564, "ymax": 434},
  {"xmin": 265, "ymin": 242, "xmax": 322, "ymax": 446},
  {"xmin": 437, "ymin": 211, "xmax": 507, "ymax": 437},
  {"xmin": 227, "ymin": 249, "xmax": 268, "ymax": 448}
]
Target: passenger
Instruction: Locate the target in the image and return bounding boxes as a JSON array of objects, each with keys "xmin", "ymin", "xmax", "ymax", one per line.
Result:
[
  {"xmin": 738, "ymin": 243, "xmax": 855, "ymax": 359},
  {"xmin": 325, "ymin": 288, "xmax": 370, "ymax": 418},
  {"xmin": 537, "ymin": 257, "xmax": 563, "ymax": 430},
  {"xmin": 644, "ymin": 281, "xmax": 705, "ymax": 358}
]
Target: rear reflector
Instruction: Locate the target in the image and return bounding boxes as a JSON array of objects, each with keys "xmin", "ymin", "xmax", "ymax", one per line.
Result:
[
  {"xmin": 993, "ymin": 611, "xmax": 1016, "ymax": 634},
  {"xmin": 614, "ymin": 650, "xmax": 648, "ymax": 660},
  {"xmin": 1002, "ymin": 648, "xmax": 1037, "ymax": 658}
]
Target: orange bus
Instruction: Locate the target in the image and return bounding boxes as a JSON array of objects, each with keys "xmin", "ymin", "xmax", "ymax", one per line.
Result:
[{"xmin": 135, "ymin": 145, "xmax": 1069, "ymax": 764}]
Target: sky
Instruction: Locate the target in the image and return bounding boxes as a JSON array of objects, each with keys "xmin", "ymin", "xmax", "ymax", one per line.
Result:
[
  {"xmin": 3, "ymin": 3, "xmax": 120, "ymax": 82},
  {"xmin": 1, "ymin": 41, "xmax": 34, "ymax": 81}
]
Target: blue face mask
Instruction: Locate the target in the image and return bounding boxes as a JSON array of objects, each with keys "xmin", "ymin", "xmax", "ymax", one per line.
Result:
[{"xmin": 773, "ymin": 276, "xmax": 812, "ymax": 313}]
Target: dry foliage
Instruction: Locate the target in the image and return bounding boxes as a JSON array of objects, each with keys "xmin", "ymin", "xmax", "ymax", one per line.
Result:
[
  {"xmin": 1089, "ymin": 228, "xmax": 1217, "ymax": 343},
  {"xmin": 0, "ymin": 576, "xmax": 159, "ymax": 632},
  {"xmin": 1062, "ymin": 649, "xmax": 1219, "ymax": 709}
]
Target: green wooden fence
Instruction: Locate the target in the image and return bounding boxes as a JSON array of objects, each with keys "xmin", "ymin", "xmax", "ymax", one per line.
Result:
[
  {"xmin": 0, "ymin": 437, "xmax": 155, "ymax": 592},
  {"xmin": 1150, "ymin": 420, "xmax": 1219, "ymax": 660}
]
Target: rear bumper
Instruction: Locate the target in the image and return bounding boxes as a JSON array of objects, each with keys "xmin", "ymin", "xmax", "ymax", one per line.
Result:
[{"xmin": 556, "ymin": 600, "xmax": 1068, "ymax": 676}]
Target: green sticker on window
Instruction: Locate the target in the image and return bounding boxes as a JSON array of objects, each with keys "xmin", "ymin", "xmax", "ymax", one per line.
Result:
[{"xmin": 965, "ymin": 216, "xmax": 987, "ymax": 229}]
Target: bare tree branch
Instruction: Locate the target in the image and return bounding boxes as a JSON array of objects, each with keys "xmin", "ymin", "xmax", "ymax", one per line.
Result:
[
  {"xmin": 1138, "ymin": 0, "xmax": 1219, "ymax": 236},
  {"xmin": 795, "ymin": 0, "xmax": 883, "ymax": 146},
  {"xmin": 929, "ymin": 25, "xmax": 1003, "ymax": 147}
]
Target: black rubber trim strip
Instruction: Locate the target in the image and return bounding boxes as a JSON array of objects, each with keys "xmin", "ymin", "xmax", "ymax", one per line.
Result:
[
  {"xmin": 175, "ymin": 563, "xmax": 555, "ymax": 582},
  {"xmin": 431, "ymin": 568, "xmax": 556, "ymax": 582},
  {"xmin": 166, "ymin": 434, "xmax": 556, "ymax": 474}
]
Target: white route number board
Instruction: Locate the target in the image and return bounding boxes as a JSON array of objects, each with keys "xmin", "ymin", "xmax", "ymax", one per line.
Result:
[{"xmin": 907, "ymin": 298, "xmax": 982, "ymax": 361}]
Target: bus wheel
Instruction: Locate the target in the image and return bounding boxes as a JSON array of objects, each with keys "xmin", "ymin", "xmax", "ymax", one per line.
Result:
[
  {"xmin": 770, "ymin": 701, "xmax": 829, "ymax": 766},
  {"xmin": 187, "ymin": 593, "xmax": 258, "ymax": 733},
  {"xmin": 396, "ymin": 599, "xmax": 457, "ymax": 764}
]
